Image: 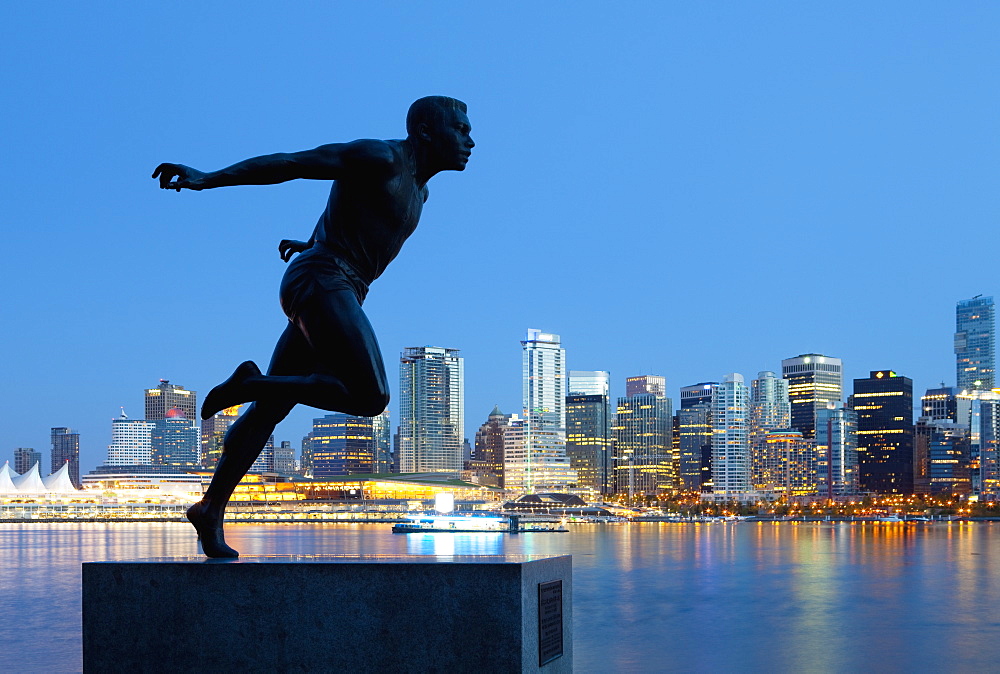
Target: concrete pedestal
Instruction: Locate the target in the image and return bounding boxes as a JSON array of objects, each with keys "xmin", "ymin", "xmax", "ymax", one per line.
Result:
[{"xmin": 83, "ymin": 554, "xmax": 571, "ymax": 673}]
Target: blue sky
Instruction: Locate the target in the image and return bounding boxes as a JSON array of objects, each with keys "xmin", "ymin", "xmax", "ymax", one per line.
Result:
[{"xmin": 1, "ymin": 3, "xmax": 997, "ymax": 472}]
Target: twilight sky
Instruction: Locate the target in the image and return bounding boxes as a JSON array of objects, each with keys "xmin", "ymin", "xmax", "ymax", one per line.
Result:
[{"xmin": 1, "ymin": 3, "xmax": 997, "ymax": 473}]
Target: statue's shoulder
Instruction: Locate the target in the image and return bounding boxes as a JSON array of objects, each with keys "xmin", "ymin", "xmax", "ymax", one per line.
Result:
[{"xmin": 339, "ymin": 138, "xmax": 399, "ymax": 171}]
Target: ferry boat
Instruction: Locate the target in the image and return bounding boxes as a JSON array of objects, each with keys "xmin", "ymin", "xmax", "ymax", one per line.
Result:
[{"xmin": 391, "ymin": 513, "xmax": 567, "ymax": 534}]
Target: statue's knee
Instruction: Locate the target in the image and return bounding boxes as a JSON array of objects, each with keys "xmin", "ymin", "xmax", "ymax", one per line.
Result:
[{"xmin": 357, "ymin": 392, "xmax": 389, "ymax": 418}]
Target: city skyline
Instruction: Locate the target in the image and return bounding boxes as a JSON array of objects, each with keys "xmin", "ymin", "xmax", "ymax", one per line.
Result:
[
  {"xmin": 2, "ymin": 5, "xmax": 998, "ymax": 475},
  {"xmin": 8, "ymin": 299, "xmax": 993, "ymax": 483}
]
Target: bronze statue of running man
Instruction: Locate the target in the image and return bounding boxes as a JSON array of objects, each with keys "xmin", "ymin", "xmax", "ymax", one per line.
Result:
[{"xmin": 153, "ymin": 97, "xmax": 474, "ymax": 557}]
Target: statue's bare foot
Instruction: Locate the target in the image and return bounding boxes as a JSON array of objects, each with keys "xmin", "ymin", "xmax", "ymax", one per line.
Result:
[
  {"xmin": 201, "ymin": 361, "xmax": 261, "ymax": 420},
  {"xmin": 186, "ymin": 501, "xmax": 239, "ymax": 558}
]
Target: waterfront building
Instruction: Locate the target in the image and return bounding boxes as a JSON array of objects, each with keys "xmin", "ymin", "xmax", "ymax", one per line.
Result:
[
  {"xmin": 13, "ymin": 448, "xmax": 41, "ymax": 475},
  {"xmin": 781, "ymin": 354, "xmax": 843, "ymax": 439},
  {"xmin": 851, "ymin": 370, "xmax": 914, "ymax": 494},
  {"xmin": 569, "ymin": 370, "xmax": 610, "ymax": 397},
  {"xmin": 567, "ymin": 394, "xmax": 612, "ymax": 495},
  {"xmin": 151, "ymin": 412, "xmax": 200, "ymax": 468},
  {"xmin": 145, "ymin": 380, "xmax": 197, "ymax": 421},
  {"xmin": 200, "ymin": 405, "xmax": 241, "ymax": 468},
  {"xmin": 750, "ymin": 371, "xmax": 791, "ymax": 492},
  {"xmin": 399, "ymin": 346, "xmax": 464, "ymax": 474},
  {"xmin": 105, "ymin": 410, "xmax": 156, "ymax": 466},
  {"xmin": 274, "ymin": 441, "xmax": 297, "ymax": 474},
  {"xmin": 471, "ymin": 406, "xmax": 509, "ymax": 488},
  {"xmin": 678, "ymin": 382, "xmax": 717, "ymax": 492},
  {"xmin": 613, "ymin": 380, "xmax": 673, "ymax": 498},
  {"xmin": 711, "ymin": 374, "xmax": 751, "ymax": 497},
  {"xmin": 762, "ymin": 429, "xmax": 817, "ymax": 497},
  {"xmin": 815, "ymin": 403, "xmax": 859, "ymax": 496},
  {"xmin": 520, "ymin": 330, "xmax": 576, "ymax": 491},
  {"xmin": 50, "ymin": 427, "xmax": 81, "ymax": 488},
  {"xmin": 921, "ymin": 386, "xmax": 958, "ymax": 422},
  {"xmin": 955, "ymin": 295, "xmax": 995, "ymax": 392}
]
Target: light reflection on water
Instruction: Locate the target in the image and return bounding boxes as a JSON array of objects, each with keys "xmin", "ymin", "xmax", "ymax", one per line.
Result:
[{"xmin": 2, "ymin": 522, "xmax": 999, "ymax": 673}]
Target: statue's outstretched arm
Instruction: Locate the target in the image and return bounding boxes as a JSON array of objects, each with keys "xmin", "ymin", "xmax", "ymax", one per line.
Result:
[{"xmin": 153, "ymin": 139, "xmax": 396, "ymax": 191}]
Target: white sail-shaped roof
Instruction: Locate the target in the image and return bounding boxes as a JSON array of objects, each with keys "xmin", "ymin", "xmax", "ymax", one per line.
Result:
[
  {"xmin": 12, "ymin": 462, "xmax": 46, "ymax": 494},
  {"xmin": 0, "ymin": 463, "xmax": 16, "ymax": 494},
  {"xmin": 43, "ymin": 462, "xmax": 78, "ymax": 493}
]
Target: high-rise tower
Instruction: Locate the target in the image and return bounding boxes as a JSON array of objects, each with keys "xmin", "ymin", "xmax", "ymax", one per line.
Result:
[
  {"xmin": 955, "ymin": 296, "xmax": 995, "ymax": 392},
  {"xmin": 613, "ymin": 378, "xmax": 673, "ymax": 498},
  {"xmin": 750, "ymin": 371, "xmax": 791, "ymax": 492},
  {"xmin": 711, "ymin": 374, "xmax": 751, "ymax": 497},
  {"xmin": 520, "ymin": 329, "xmax": 576, "ymax": 491},
  {"xmin": 308, "ymin": 414, "xmax": 376, "ymax": 476},
  {"xmin": 106, "ymin": 410, "xmax": 156, "ymax": 466},
  {"xmin": 13, "ymin": 448, "xmax": 42, "ymax": 475},
  {"xmin": 200, "ymin": 406, "xmax": 241, "ymax": 469},
  {"xmin": 50, "ymin": 427, "xmax": 81, "ymax": 488},
  {"xmin": 566, "ymin": 370, "xmax": 612, "ymax": 494},
  {"xmin": 851, "ymin": 370, "xmax": 914, "ymax": 494},
  {"xmin": 815, "ymin": 403, "xmax": 859, "ymax": 496},
  {"xmin": 145, "ymin": 380, "xmax": 197, "ymax": 421},
  {"xmin": 677, "ymin": 382, "xmax": 718, "ymax": 492},
  {"xmin": 782, "ymin": 354, "xmax": 843, "ymax": 439},
  {"xmin": 398, "ymin": 346, "xmax": 464, "ymax": 474}
]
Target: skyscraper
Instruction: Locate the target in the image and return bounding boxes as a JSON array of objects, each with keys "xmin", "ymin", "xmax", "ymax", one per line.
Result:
[
  {"xmin": 13, "ymin": 448, "xmax": 42, "ymax": 475},
  {"xmin": 962, "ymin": 390, "xmax": 1000, "ymax": 499},
  {"xmin": 50, "ymin": 427, "xmax": 80, "ymax": 488},
  {"xmin": 471, "ymin": 406, "xmax": 509, "ymax": 488},
  {"xmin": 399, "ymin": 346, "xmax": 464, "ymax": 474},
  {"xmin": 711, "ymin": 374, "xmax": 751, "ymax": 497},
  {"xmin": 921, "ymin": 386, "xmax": 958, "ymax": 422},
  {"xmin": 371, "ymin": 411, "xmax": 392, "ymax": 474},
  {"xmin": 151, "ymin": 410, "xmax": 200, "ymax": 468},
  {"xmin": 762, "ymin": 429, "xmax": 817, "ymax": 497},
  {"xmin": 678, "ymin": 382, "xmax": 718, "ymax": 492},
  {"xmin": 613, "ymin": 380, "xmax": 673, "ymax": 498},
  {"xmin": 851, "ymin": 370, "xmax": 914, "ymax": 494},
  {"xmin": 249, "ymin": 435, "xmax": 275, "ymax": 474},
  {"xmin": 309, "ymin": 413, "xmax": 377, "ymax": 476},
  {"xmin": 274, "ymin": 441, "xmax": 297, "ymax": 474},
  {"xmin": 105, "ymin": 410, "xmax": 156, "ymax": 466},
  {"xmin": 626, "ymin": 375, "xmax": 666, "ymax": 398},
  {"xmin": 782, "ymin": 354, "xmax": 843, "ymax": 439},
  {"xmin": 520, "ymin": 329, "xmax": 576, "ymax": 491},
  {"xmin": 815, "ymin": 403, "xmax": 859, "ymax": 496},
  {"xmin": 955, "ymin": 295, "xmax": 995, "ymax": 392},
  {"xmin": 569, "ymin": 371, "xmax": 610, "ymax": 397},
  {"xmin": 200, "ymin": 405, "xmax": 241, "ymax": 469},
  {"xmin": 567, "ymin": 370, "xmax": 612, "ymax": 494},
  {"xmin": 566, "ymin": 394, "xmax": 613, "ymax": 495},
  {"xmin": 677, "ymin": 404, "xmax": 712, "ymax": 492},
  {"xmin": 917, "ymin": 420, "xmax": 971, "ymax": 495},
  {"xmin": 680, "ymin": 382, "xmax": 718, "ymax": 409},
  {"xmin": 750, "ymin": 371, "xmax": 791, "ymax": 492},
  {"xmin": 145, "ymin": 380, "xmax": 197, "ymax": 421}
]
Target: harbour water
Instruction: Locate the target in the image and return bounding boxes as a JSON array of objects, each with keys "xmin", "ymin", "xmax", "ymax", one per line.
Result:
[{"xmin": 2, "ymin": 521, "xmax": 999, "ymax": 672}]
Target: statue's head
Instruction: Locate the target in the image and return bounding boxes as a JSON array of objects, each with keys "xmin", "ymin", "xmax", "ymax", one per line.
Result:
[{"xmin": 407, "ymin": 96, "xmax": 474, "ymax": 171}]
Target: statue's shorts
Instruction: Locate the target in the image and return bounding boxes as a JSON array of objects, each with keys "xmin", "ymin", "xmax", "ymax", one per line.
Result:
[{"xmin": 279, "ymin": 247, "xmax": 370, "ymax": 321}]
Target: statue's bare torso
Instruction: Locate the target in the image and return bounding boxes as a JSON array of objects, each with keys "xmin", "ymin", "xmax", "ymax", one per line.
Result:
[{"xmin": 312, "ymin": 139, "xmax": 428, "ymax": 284}]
